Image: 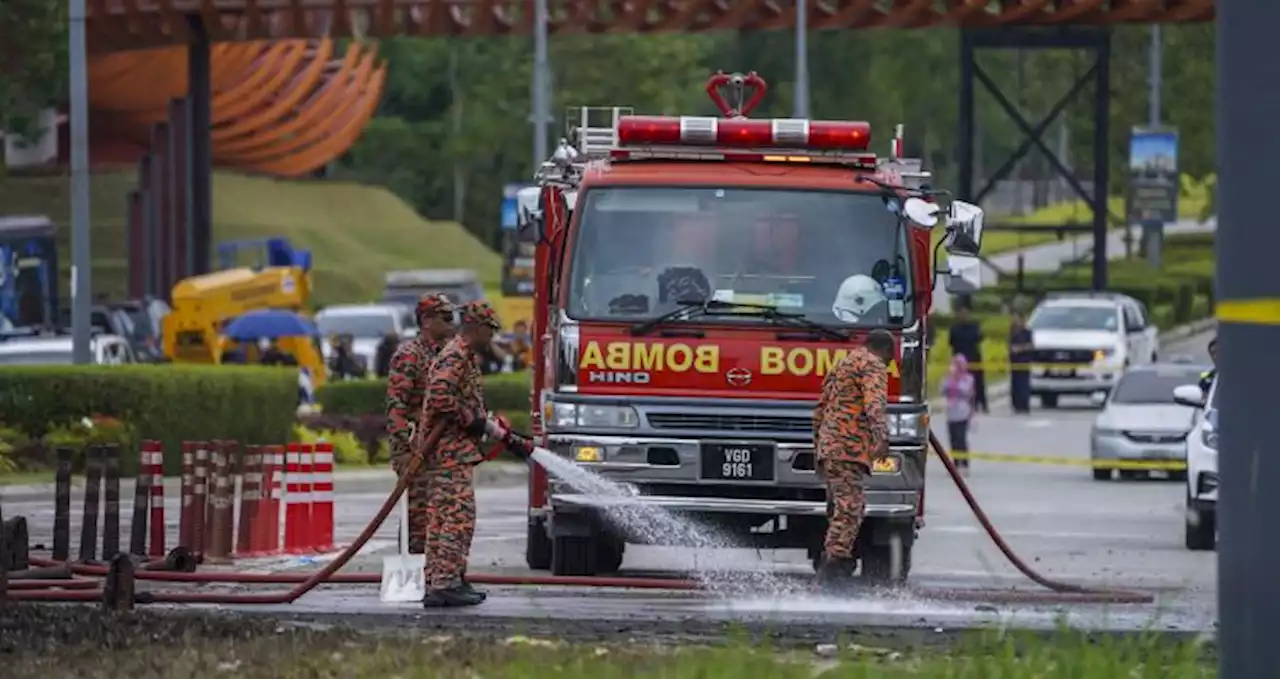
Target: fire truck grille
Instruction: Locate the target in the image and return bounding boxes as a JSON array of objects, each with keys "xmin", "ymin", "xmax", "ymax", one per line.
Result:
[{"xmin": 646, "ymin": 412, "xmax": 812, "ymax": 434}]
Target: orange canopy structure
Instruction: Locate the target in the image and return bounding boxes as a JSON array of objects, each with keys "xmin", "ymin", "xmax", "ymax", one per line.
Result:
[{"xmin": 87, "ymin": 39, "xmax": 385, "ymax": 177}]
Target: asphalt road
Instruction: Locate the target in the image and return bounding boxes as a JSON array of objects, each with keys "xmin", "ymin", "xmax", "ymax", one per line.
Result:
[
  {"xmin": 3, "ymin": 329, "xmax": 1218, "ymax": 640},
  {"xmin": 931, "ymin": 218, "xmax": 1215, "ymax": 314}
]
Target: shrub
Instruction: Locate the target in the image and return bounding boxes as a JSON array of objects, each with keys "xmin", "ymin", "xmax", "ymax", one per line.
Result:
[
  {"xmin": 0, "ymin": 365, "xmax": 297, "ymax": 475},
  {"xmin": 293, "ymin": 425, "xmax": 368, "ymax": 465},
  {"xmin": 318, "ymin": 372, "xmax": 532, "ymax": 417}
]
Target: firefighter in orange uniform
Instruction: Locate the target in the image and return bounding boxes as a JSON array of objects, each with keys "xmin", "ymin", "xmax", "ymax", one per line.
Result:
[
  {"xmin": 384, "ymin": 294, "xmax": 455, "ymax": 554},
  {"xmin": 418, "ymin": 300, "xmax": 532, "ymax": 608},
  {"xmin": 811, "ymin": 328, "xmax": 896, "ymax": 589}
]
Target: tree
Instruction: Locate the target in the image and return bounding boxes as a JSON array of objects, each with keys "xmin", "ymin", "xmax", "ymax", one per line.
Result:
[{"xmin": 0, "ymin": 0, "xmax": 68, "ymax": 141}]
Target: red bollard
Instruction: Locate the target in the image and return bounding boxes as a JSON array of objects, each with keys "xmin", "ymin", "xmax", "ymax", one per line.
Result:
[
  {"xmin": 178, "ymin": 442, "xmax": 195, "ymax": 550},
  {"xmin": 206, "ymin": 443, "xmax": 233, "ymax": 564},
  {"xmin": 283, "ymin": 443, "xmax": 301, "ymax": 553},
  {"xmin": 192, "ymin": 442, "xmax": 210, "ymax": 561},
  {"xmin": 265, "ymin": 445, "xmax": 283, "ymax": 554},
  {"xmin": 312, "ymin": 441, "xmax": 335, "ymax": 552},
  {"xmin": 146, "ymin": 440, "xmax": 166, "ymax": 558},
  {"xmin": 236, "ymin": 446, "xmax": 263, "ymax": 556}
]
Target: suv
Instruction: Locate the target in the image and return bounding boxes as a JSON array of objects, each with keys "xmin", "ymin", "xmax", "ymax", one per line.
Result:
[
  {"xmin": 1174, "ymin": 378, "xmax": 1218, "ymax": 551},
  {"xmin": 1026, "ymin": 292, "xmax": 1160, "ymax": 408}
]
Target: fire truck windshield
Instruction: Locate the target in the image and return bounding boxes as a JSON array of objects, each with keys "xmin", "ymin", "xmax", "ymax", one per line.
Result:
[{"xmin": 566, "ymin": 186, "xmax": 913, "ymax": 327}]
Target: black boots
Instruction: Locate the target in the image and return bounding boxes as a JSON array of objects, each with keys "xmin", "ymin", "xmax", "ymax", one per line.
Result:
[
  {"xmin": 460, "ymin": 572, "xmax": 487, "ymax": 601},
  {"xmin": 422, "ymin": 585, "xmax": 485, "ymax": 608},
  {"xmin": 814, "ymin": 554, "xmax": 858, "ymax": 594}
]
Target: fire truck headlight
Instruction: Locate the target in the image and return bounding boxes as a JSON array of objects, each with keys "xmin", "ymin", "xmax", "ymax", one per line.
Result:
[
  {"xmin": 546, "ymin": 402, "xmax": 639, "ymax": 429},
  {"xmin": 889, "ymin": 412, "xmax": 928, "ymax": 440}
]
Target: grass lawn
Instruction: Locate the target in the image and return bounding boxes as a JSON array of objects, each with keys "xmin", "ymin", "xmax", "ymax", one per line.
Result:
[
  {"xmin": 0, "ymin": 170, "xmax": 501, "ymax": 308},
  {"xmin": 0, "ymin": 613, "xmax": 1216, "ymax": 679}
]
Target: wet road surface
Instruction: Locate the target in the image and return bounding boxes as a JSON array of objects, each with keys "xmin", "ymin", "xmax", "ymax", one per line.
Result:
[{"xmin": 3, "ymin": 330, "xmax": 1218, "ymax": 640}]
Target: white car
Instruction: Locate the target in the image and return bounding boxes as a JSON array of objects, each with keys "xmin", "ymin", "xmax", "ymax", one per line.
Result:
[
  {"xmin": 314, "ymin": 303, "xmax": 416, "ymax": 373},
  {"xmin": 1026, "ymin": 292, "xmax": 1160, "ymax": 408},
  {"xmin": 0, "ymin": 333, "xmax": 137, "ymax": 365},
  {"xmin": 1173, "ymin": 378, "xmax": 1218, "ymax": 551},
  {"xmin": 1089, "ymin": 363, "xmax": 1207, "ymax": 482}
]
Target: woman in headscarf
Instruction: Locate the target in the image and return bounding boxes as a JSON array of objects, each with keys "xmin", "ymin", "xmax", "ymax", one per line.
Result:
[{"xmin": 942, "ymin": 354, "xmax": 976, "ymax": 474}]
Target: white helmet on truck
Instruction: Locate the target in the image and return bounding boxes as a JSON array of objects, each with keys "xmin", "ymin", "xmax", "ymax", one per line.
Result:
[{"xmin": 832, "ymin": 274, "xmax": 886, "ymax": 322}]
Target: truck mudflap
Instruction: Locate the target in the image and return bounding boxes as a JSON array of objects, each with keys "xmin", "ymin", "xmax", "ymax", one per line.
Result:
[{"xmin": 549, "ymin": 493, "xmax": 917, "ymax": 519}]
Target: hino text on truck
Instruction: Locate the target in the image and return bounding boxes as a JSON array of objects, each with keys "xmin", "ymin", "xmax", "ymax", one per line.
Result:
[{"xmin": 519, "ymin": 72, "xmax": 985, "ymax": 581}]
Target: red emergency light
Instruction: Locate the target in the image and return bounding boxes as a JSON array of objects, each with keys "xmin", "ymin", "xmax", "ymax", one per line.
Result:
[{"xmin": 616, "ymin": 115, "xmax": 872, "ymax": 152}]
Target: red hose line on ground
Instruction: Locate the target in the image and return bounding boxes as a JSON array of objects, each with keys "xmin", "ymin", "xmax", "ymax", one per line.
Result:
[
  {"xmin": 926, "ymin": 431, "xmax": 1153, "ymax": 605},
  {"xmin": 11, "ymin": 425, "xmax": 1152, "ymax": 605},
  {"xmin": 7, "ymin": 578, "xmax": 102, "ymax": 590}
]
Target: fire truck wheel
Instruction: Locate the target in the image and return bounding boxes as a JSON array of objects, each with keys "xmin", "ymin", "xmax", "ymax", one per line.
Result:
[
  {"xmin": 594, "ymin": 534, "xmax": 625, "ymax": 574},
  {"xmin": 551, "ymin": 535, "xmax": 598, "ymax": 577},
  {"xmin": 860, "ymin": 531, "xmax": 913, "ymax": 583},
  {"xmin": 525, "ymin": 518, "xmax": 553, "ymax": 571}
]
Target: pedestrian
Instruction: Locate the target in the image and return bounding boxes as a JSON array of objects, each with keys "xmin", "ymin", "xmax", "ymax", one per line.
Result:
[
  {"xmin": 1199, "ymin": 336, "xmax": 1217, "ymax": 395},
  {"xmin": 1007, "ymin": 310, "xmax": 1034, "ymax": 414},
  {"xmin": 418, "ymin": 300, "xmax": 532, "ymax": 608},
  {"xmin": 374, "ymin": 332, "xmax": 399, "ymax": 378},
  {"xmin": 948, "ymin": 303, "xmax": 988, "ymax": 413},
  {"xmin": 812, "ymin": 328, "xmax": 895, "ymax": 590},
  {"xmin": 384, "ymin": 294, "xmax": 455, "ymax": 555},
  {"xmin": 942, "ymin": 355, "xmax": 976, "ymax": 475}
]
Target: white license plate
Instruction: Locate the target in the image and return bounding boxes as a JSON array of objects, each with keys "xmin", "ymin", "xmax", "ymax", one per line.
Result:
[
  {"xmin": 1145, "ymin": 449, "xmax": 1171, "ymax": 459},
  {"xmin": 1047, "ymin": 368, "xmax": 1075, "ymax": 377}
]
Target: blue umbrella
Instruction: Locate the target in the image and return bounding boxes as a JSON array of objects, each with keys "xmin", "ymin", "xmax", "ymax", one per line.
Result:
[{"xmin": 223, "ymin": 309, "xmax": 317, "ymax": 341}]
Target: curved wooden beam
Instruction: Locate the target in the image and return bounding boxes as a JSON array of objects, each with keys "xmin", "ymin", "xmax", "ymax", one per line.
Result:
[
  {"xmin": 227, "ymin": 52, "xmax": 379, "ymax": 164},
  {"xmin": 214, "ymin": 41, "xmax": 311, "ymax": 123},
  {"xmin": 210, "ymin": 39, "xmax": 335, "ymax": 142},
  {"xmin": 254, "ymin": 65, "xmax": 386, "ymax": 177},
  {"xmin": 220, "ymin": 46, "xmax": 377, "ymax": 159}
]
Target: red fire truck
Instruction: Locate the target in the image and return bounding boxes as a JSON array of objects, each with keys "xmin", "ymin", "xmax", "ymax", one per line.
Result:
[{"xmin": 518, "ymin": 73, "xmax": 984, "ymax": 581}]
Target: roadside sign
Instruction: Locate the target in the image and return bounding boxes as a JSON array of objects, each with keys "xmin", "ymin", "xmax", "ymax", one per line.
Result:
[{"xmin": 1127, "ymin": 127, "xmax": 1180, "ymax": 225}]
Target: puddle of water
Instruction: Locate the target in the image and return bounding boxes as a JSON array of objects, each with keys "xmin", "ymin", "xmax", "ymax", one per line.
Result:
[{"xmin": 530, "ymin": 448, "xmax": 800, "ymax": 598}]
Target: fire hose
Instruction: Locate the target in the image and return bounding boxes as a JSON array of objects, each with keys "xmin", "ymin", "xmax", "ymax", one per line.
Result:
[{"xmin": 9, "ymin": 422, "xmax": 1155, "ymax": 605}]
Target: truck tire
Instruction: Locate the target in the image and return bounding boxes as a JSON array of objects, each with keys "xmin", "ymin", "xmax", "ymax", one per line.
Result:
[
  {"xmin": 551, "ymin": 535, "xmax": 596, "ymax": 576},
  {"xmin": 1185, "ymin": 499, "xmax": 1216, "ymax": 552},
  {"xmin": 525, "ymin": 517, "xmax": 552, "ymax": 570},
  {"xmin": 594, "ymin": 534, "xmax": 625, "ymax": 574},
  {"xmin": 1040, "ymin": 393, "xmax": 1059, "ymax": 409},
  {"xmin": 1092, "ymin": 467, "xmax": 1112, "ymax": 481},
  {"xmin": 860, "ymin": 531, "xmax": 912, "ymax": 583}
]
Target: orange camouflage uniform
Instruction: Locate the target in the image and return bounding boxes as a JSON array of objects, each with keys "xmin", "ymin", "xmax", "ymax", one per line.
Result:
[
  {"xmin": 418, "ymin": 301, "xmax": 503, "ymax": 591},
  {"xmin": 812, "ymin": 345, "xmax": 889, "ymax": 560},
  {"xmin": 383, "ymin": 294, "xmax": 454, "ymax": 553}
]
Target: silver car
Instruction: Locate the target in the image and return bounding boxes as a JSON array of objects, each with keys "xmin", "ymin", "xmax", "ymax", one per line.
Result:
[{"xmin": 1090, "ymin": 363, "xmax": 1209, "ymax": 482}]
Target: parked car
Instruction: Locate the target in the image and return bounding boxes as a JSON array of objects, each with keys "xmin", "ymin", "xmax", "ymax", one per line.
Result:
[
  {"xmin": 1026, "ymin": 292, "xmax": 1160, "ymax": 408},
  {"xmin": 1173, "ymin": 378, "xmax": 1219, "ymax": 551},
  {"xmin": 110, "ymin": 297, "xmax": 171, "ymax": 362},
  {"xmin": 1089, "ymin": 363, "xmax": 1208, "ymax": 481},
  {"xmin": 0, "ymin": 332, "xmax": 137, "ymax": 365}
]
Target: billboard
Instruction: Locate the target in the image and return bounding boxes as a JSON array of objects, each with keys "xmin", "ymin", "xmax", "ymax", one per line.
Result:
[
  {"xmin": 499, "ymin": 183, "xmax": 537, "ymax": 297},
  {"xmin": 1127, "ymin": 127, "xmax": 1179, "ymax": 224}
]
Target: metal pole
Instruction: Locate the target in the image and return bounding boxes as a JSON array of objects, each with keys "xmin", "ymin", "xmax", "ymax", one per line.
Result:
[
  {"xmin": 792, "ymin": 0, "xmax": 810, "ymax": 119},
  {"xmin": 531, "ymin": 0, "xmax": 550, "ymax": 169},
  {"xmin": 68, "ymin": 0, "xmax": 92, "ymax": 364},
  {"xmin": 1217, "ymin": 1, "xmax": 1280, "ymax": 676},
  {"xmin": 1148, "ymin": 25, "xmax": 1162, "ymax": 126}
]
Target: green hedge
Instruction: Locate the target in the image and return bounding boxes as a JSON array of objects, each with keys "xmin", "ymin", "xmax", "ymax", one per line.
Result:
[
  {"xmin": 0, "ymin": 365, "xmax": 298, "ymax": 475},
  {"xmin": 318, "ymin": 371, "xmax": 532, "ymax": 418}
]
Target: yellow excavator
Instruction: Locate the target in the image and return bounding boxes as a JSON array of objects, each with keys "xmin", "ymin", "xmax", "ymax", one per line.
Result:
[{"xmin": 161, "ymin": 238, "xmax": 327, "ymax": 386}]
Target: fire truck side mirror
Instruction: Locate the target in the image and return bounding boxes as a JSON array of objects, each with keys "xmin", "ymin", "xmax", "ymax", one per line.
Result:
[
  {"xmin": 944, "ymin": 201, "xmax": 984, "ymax": 257},
  {"xmin": 902, "ymin": 198, "xmax": 940, "ymax": 228}
]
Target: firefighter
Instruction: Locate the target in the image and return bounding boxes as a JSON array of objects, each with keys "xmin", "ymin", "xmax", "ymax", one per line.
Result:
[
  {"xmin": 419, "ymin": 300, "xmax": 533, "ymax": 608},
  {"xmin": 1199, "ymin": 336, "xmax": 1218, "ymax": 395},
  {"xmin": 812, "ymin": 328, "xmax": 895, "ymax": 590},
  {"xmin": 384, "ymin": 294, "xmax": 456, "ymax": 554}
]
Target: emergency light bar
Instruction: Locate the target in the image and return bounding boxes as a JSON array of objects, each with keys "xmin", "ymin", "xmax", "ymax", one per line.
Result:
[{"xmin": 616, "ymin": 115, "xmax": 872, "ymax": 152}]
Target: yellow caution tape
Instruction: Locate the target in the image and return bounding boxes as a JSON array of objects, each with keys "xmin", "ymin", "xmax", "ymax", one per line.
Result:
[
  {"xmin": 963, "ymin": 362, "xmax": 1101, "ymax": 372},
  {"xmin": 947, "ymin": 450, "xmax": 1187, "ymax": 471},
  {"xmin": 1217, "ymin": 298, "xmax": 1280, "ymax": 327}
]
